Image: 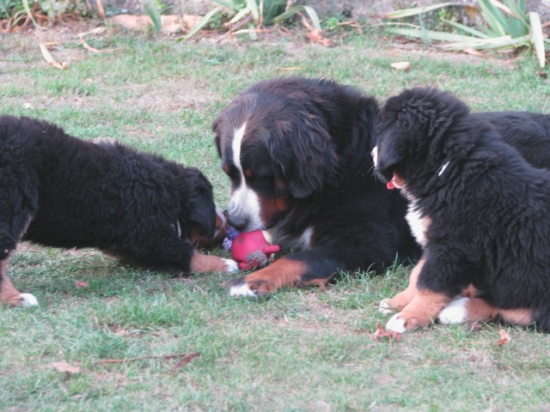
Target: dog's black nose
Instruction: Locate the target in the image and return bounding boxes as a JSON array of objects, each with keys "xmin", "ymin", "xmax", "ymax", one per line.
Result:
[{"xmin": 227, "ymin": 214, "xmax": 248, "ymax": 231}]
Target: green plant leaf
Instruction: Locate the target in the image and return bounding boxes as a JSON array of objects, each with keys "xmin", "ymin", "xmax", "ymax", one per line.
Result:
[
  {"xmin": 303, "ymin": 5, "xmax": 321, "ymax": 31},
  {"xmin": 214, "ymin": 0, "xmax": 238, "ymax": 12},
  {"xmin": 385, "ymin": 26, "xmax": 478, "ymax": 43},
  {"xmin": 384, "ymin": 2, "xmax": 456, "ymax": 19},
  {"xmin": 271, "ymin": 5, "xmax": 321, "ymax": 30},
  {"xmin": 141, "ymin": 0, "xmax": 162, "ymax": 32},
  {"xmin": 21, "ymin": 0, "xmax": 38, "ymax": 27},
  {"xmin": 229, "ymin": 6, "xmax": 250, "ymax": 24},
  {"xmin": 441, "ymin": 18, "xmax": 490, "ymax": 39},
  {"xmin": 478, "ymin": 0, "xmax": 506, "ymax": 36},
  {"xmin": 529, "ymin": 11, "xmax": 545, "ymax": 68},
  {"xmin": 246, "ymin": 0, "xmax": 258, "ymax": 20},
  {"xmin": 178, "ymin": 6, "xmax": 224, "ymax": 41},
  {"xmin": 439, "ymin": 34, "xmax": 530, "ymax": 50}
]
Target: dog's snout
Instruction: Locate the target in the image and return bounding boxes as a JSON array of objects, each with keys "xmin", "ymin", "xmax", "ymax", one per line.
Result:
[{"xmin": 227, "ymin": 214, "xmax": 248, "ymax": 231}]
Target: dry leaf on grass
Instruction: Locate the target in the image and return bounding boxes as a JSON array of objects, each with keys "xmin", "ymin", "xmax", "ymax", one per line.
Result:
[
  {"xmin": 51, "ymin": 362, "xmax": 81, "ymax": 374},
  {"xmin": 462, "ymin": 48, "xmax": 488, "ymax": 58},
  {"xmin": 372, "ymin": 324, "xmax": 402, "ymax": 341},
  {"xmin": 173, "ymin": 352, "xmax": 201, "ymax": 370},
  {"xmin": 39, "ymin": 43, "xmax": 68, "ymax": 69},
  {"xmin": 391, "ymin": 61, "xmax": 410, "ymax": 71},
  {"xmin": 497, "ymin": 329, "xmax": 511, "ymax": 346},
  {"xmin": 307, "ymin": 30, "xmax": 333, "ymax": 47},
  {"xmin": 75, "ymin": 281, "xmax": 89, "ymax": 288}
]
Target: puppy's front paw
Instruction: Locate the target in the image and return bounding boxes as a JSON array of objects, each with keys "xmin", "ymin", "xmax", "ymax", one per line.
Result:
[
  {"xmin": 386, "ymin": 311, "xmax": 431, "ymax": 333},
  {"xmin": 227, "ymin": 277, "xmax": 258, "ymax": 298},
  {"xmin": 222, "ymin": 258, "xmax": 239, "ymax": 273},
  {"xmin": 379, "ymin": 298, "xmax": 397, "ymax": 315}
]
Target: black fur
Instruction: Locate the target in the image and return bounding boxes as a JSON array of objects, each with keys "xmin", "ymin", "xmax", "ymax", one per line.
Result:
[
  {"xmin": 0, "ymin": 115, "xmax": 217, "ymax": 275},
  {"xmin": 376, "ymin": 88, "xmax": 550, "ymax": 331},
  {"xmin": 213, "ymin": 77, "xmax": 421, "ymax": 287}
]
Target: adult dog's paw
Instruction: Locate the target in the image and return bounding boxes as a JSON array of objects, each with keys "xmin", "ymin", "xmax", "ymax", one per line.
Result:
[{"xmin": 227, "ymin": 277, "xmax": 258, "ymax": 297}]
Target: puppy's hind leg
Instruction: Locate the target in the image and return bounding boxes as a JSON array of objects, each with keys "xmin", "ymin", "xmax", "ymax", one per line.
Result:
[{"xmin": 0, "ymin": 254, "xmax": 38, "ymax": 307}]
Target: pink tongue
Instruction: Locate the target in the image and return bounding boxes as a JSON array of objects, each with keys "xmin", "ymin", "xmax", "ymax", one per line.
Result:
[{"xmin": 386, "ymin": 181, "xmax": 395, "ymax": 190}]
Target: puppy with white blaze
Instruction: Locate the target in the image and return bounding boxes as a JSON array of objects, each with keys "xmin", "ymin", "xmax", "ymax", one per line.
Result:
[
  {"xmin": 213, "ymin": 77, "xmax": 421, "ymax": 297},
  {"xmin": 374, "ymin": 87, "xmax": 550, "ymax": 333}
]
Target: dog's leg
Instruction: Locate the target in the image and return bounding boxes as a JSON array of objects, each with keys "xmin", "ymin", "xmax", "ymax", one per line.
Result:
[
  {"xmin": 190, "ymin": 250, "xmax": 238, "ymax": 274},
  {"xmin": 386, "ymin": 288, "xmax": 451, "ymax": 333},
  {"xmin": 439, "ymin": 297, "xmax": 534, "ymax": 326},
  {"xmin": 385, "ymin": 244, "xmax": 474, "ymax": 332},
  {"xmin": 380, "ymin": 256, "xmax": 425, "ymax": 314},
  {"xmin": 227, "ymin": 246, "xmax": 348, "ymax": 297},
  {"xmin": 0, "ymin": 255, "xmax": 38, "ymax": 307},
  {"xmin": 227, "ymin": 256, "xmax": 310, "ymax": 297}
]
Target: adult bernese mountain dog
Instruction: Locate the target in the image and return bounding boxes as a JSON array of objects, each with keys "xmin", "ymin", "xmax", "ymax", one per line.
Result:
[
  {"xmin": 374, "ymin": 87, "xmax": 550, "ymax": 333},
  {"xmin": 0, "ymin": 116, "xmax": 237, "ymax": 307},
  {"xmin": 212, "ymin": 77, "xmax": 422, "ymax": 296}
]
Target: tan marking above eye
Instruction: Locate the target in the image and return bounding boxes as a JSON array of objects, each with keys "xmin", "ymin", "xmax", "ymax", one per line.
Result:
[
  {"xmin": 275, "ymin": 181, "xmax": 286, "ymax": 190},
  {"xmin": 244, "ymin": 169, "xmax": 254, "ymax": 178},
  {"xmin": 222, "ymin": 164, "xmax": 230, "ymax": 175}
]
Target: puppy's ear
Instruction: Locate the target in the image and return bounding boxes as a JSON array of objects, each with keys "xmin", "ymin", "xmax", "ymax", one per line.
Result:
[
  {"xmin": 185, "ymin": 171, "xmax": 216, "ymax": 240},
  {"xmin": 266, "ymin": 114, "xmax": 338, "ymax": 198}
]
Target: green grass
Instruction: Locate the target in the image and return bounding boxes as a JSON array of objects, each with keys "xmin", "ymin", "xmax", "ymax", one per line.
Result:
[{"xmin": 1, "ymin": 27, "xmax": 550, "ymax": 411}]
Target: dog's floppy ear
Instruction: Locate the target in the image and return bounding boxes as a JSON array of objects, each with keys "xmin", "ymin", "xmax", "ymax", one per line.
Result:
[
  {"xmin": 212, "ymin": 115, "xmax": 224, "ymax": 159},
  {"xmin": 266, "ymin": 112, "xmax": 338, "ymax": 198},
  {"xmin": 185, "ymin": 170, "xmax": 217, "ymax": 240}
]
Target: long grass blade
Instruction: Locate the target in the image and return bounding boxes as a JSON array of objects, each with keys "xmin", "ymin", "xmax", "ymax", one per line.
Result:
[
  {"xmin": 229, "ymin": 7, "xmax": 250, "ymax": 24},
  {"xmin": 529, "ymin": 12, "xmax": 546, "ymax": 68},
  {"xmin": 213, "ymin": 0, "xmax": 238, "ymax": 12},
  {"xmin": 303, "ymin": 5, "xmax": 321, "ymax": 31},
  {"xmin": 179, "ymin": 6, "xmax": 223, "ymax": 41},
  {"xmin": 21, "ymin": 0, "xmax": 38, "ymax": 28},
  {"xmin": 385, "ymin": 26, "xmax": 478, "ymax": 43},
  {"xmin": 384, "ymin": 3, "xmax": 456, "ymax": 19},
  {"xmin": 271, "ymin": 5, "xmax": 321, "ymax": 30},
  {"xmin": 478, "ymin": 0, "xmax": 508, "ymax": 37},
  {"xmin": 440, "ymin": 34, "xmax": 529, "ymax": 50},
  {"xmin": 441, "ymin": 18, "xmax": 490, "ymax": 38},
  {"xmin": 246, "ymin": 0, "xmax": 259, "ymax": 21},
  {"xmin": 141, "ymin": 0, "xmax": 162, "ymax": 32}
]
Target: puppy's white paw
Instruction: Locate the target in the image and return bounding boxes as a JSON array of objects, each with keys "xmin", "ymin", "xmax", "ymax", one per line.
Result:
[
  {"xmin": 20, "ymin": 293, "xmax": 39, "ymax": 307},
  {"xmin": 379, "ymin": 298, "xmax": 396, "ymax": 315},
  {"xmin": 386, "ymin": 313, "xmax": 407, "ymax": 333},
  {"xmin": 439, "ymin": 297, "xmax": 469, "ymax": 325},
  {"xmin": 229, "ymin": 282, "xmax": 257, "ymax": 298},
  {"xmin": 223, "ymin": 258, "xmax": 239, "ymax": 273}
]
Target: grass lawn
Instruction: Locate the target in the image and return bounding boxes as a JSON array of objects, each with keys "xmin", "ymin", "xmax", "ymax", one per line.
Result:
[{"xmin": 1, "ymin": 23, "xmax": 550, "ymax": 411}]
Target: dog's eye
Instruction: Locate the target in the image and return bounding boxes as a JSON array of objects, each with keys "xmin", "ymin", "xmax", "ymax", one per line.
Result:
[{"xmin": 223, "ymin": 164, "xmax": 240, "ymax": 180}]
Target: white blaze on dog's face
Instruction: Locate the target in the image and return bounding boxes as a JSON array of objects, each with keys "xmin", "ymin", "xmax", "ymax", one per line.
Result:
[
  {"xmin": 371, "ymin": 146, "xmax": 379, "ymax": 168},
  {"xmin": 227, "ymin": 122, "xmax": 264, "ymax": 232}
]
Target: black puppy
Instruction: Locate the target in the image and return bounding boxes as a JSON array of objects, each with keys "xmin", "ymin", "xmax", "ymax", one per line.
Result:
[
  {"xmin": 374, "ymin": 88, "xmax": 550, "ymax": 332},
  {"xmin": 0, "ymin": 116, "xmax": 237, "ymax": 307}
]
